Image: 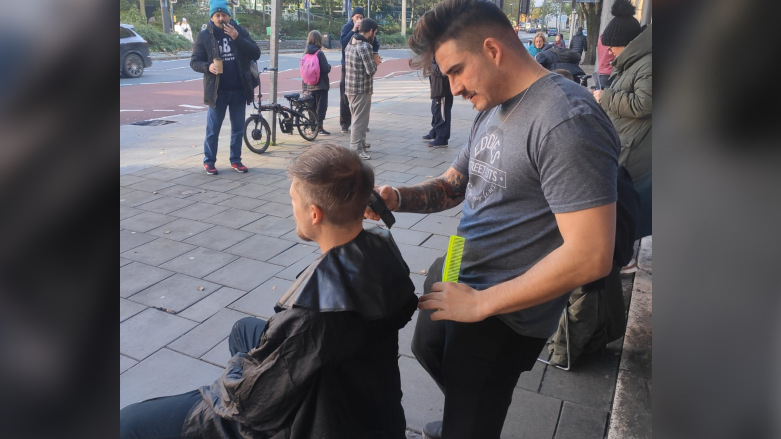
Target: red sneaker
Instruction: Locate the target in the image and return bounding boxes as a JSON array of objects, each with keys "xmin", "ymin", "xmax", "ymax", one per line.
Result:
[
  {"xmin": 203, "ymin": 163, "xmax": 218, "ymax": 175},
  {"xmin": 231, "ymin": 162, "xmax": 248, "ymax": 173}
]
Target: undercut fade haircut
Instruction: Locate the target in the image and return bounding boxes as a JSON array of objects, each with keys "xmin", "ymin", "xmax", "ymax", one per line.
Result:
[
  {"xmin": 288, "ymin": 144, "xmax": 375, "ymax": 226},
  {"xmin": 408, "ymin": 0, "xmax": 515, "ymax": 75}
]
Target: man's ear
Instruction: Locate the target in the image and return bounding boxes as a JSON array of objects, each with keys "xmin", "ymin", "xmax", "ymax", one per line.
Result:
[
  {"xmin": 483, "ymin": 38, "xmax": 503, "ymax": 66},
  {"xmin": 310, "ymin": 204, "xmax": 324, "ymax": 226}
]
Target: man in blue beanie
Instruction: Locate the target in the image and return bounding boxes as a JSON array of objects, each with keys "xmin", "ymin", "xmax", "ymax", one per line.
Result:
[
  {"xmin": 339, "ymin": 6, "xmax": 380, "ymax": 133},
  {"xmin": 190, "ymin": 0, "xmax": 260, "ymax": 175}
]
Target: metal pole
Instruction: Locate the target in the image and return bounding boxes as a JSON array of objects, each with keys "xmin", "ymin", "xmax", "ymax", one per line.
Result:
[
  {"xmin": 306, "ymin": 0, "xmax": 310, "ymax": 32},
  {"xmin": 367, "ymin": 0, "xmax": 370, "ymax": 18},
  {"xmin": 160, "ymin": 0, "xmax": 171, "ymax": 33},
  {"xmin": 401, "ymin": 0, "xmax": 406, "ymax": 36},
  {"xmin": 270, "ymin": 0, "xmax": 281, "ymax": 144}
]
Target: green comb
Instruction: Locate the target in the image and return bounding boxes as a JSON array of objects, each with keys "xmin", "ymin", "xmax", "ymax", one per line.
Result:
[{"xmin": 442, "ymin": 235, "xmax": 465, "ymax": 283}]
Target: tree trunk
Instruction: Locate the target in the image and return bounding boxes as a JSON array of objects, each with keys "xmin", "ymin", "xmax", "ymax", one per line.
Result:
[
  {"xmin": 579, "ymin": 1, "xmax": 602, "ymax": 65},
  {"xmin": 139, "ymin": 0, "xmax": 147, "ymax": 20},
  {"xmin": 328, "ymin": 0, "xmax": 332, "ymax": 24}
]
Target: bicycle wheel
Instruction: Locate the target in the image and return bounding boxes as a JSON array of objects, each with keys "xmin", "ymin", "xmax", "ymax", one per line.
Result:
[
  {"xmin": 296, "ymin": 108, "xmax": 319, "ymax": 142},
  {"xmin": 243, "ymin": 115, "xmax": 271, "ymax": 154}
]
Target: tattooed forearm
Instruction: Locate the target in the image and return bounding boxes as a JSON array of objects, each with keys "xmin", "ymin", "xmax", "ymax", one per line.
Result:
[{"xmin": 397, "ymin": 167, "xmax": 468, "ymax": 213}]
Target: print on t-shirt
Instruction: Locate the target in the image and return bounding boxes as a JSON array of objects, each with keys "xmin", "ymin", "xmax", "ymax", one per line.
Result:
[
  {"xmin": 466, "ymin": 130, "xmax": 508, "ymax": 209},
  {"xmin": 220, "ymin": 37, "xmax": 235, "ymax": 62}
]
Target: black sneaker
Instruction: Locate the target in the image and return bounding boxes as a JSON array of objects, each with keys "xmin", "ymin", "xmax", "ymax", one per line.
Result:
[
  {"xmin": 318, "ymin": 128, "xmax": 331, "ymax": 135},
  {"xmin": 363, "ymin": 143, "xmax": 371, "ymax": 150},
  {"xmin": 422, "ymin": 421, "xmax": 442, "ymax": 439},
  {"xmin": 428, "ymin": 138, "xmax": 449, "ymax": 148},
  {"xmin": 341, "ymin": 127, "xmax": 349, "ymax": 133},
  {"xmin": 203, "ymin": 163, "xmax": 218, "ymax": 175},
  {"xmin": 423, "ymin": 133, "xmax": 435, "ymax": 140}
]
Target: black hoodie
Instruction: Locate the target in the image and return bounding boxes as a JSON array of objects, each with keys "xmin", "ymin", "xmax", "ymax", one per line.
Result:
[
  {"xmin": 302, "ymin": 44, "xmax": 331, "ymax": 91},
  {"xmin": 182, "ymin": 227, "xmax": 417, "ymax": 439}
]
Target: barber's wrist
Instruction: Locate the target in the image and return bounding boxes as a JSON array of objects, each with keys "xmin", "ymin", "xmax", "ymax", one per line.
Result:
[{"xmin": 391, "ymin": 187, "xmax": 402, "ymax": 212}]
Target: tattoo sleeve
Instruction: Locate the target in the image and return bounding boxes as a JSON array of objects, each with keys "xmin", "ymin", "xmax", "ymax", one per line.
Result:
[{"xmin": 397, "ymin": 167, "xmax": 468, "ymax": 213}]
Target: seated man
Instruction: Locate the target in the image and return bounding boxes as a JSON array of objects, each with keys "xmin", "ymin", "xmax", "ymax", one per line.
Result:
[{"xmin": 120, "ymin": 144, "xmax": 418, "ymax": 439}]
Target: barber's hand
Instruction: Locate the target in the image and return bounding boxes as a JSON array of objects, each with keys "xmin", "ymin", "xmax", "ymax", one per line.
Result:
[
  {"xmin": 224, "ymin": 22, "xmax": 239, "ymax": 40},
  {"xmin": 364, "ymin": 185, "xmax": 397, "ymax": 221},
  {"xmin": 592, "ymin": 89, "xmax": 602, "ymax": 103},
  {"xmin": 418, "ymin": 282, "xmax": 488, "ymax": 322},
  {"xmin": 208, "ymin": 63, "xmax": 220, "ymax": 74}
]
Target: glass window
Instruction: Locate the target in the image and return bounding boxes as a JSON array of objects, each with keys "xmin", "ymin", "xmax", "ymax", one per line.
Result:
[{"xmin": 120, "ymin": 27, "xmax": 135, "ymax": 39}]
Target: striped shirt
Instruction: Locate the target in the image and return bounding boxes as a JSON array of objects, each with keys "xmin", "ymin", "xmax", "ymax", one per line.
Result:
[{"xmin": 344, "ymin": 36, "xmax": 377, "ymax": 95}]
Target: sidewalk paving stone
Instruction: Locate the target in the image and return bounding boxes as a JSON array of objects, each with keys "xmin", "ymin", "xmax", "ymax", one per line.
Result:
[
  {"xmin": 148, "ymin": 218, "xmax": 214, "ymax": 242},
  {"xmin": 143, "ymin": 168, "xmax": 190, "ymax": 181},
  {"xmin": 540, "ymin": 348, "xmax": 620, "ymax": 412},
  {"xmin": 179, "ymin": 287, "xmax": 247, "ymax": 322},
  {"xmin": 253, "ymin": 201, "xmax": 293, "ymax": 217},
  {"xmin": 516, "ymin": 348, "xmax": 550, "ymax": 393},
  {"xmin": 120, "ymin": 206, "xmax": 145, "ymax": 220},
  {"xmin": 267, "ymin": 244, "xmax": 317, "ymax": 267},
  {"xmin": 120, "ymin": 211, "xmax": 179, "ymax": 233},
  {"xmin": 245, "ymin": 173, "xmax": 287, "ymax": 186},
  {"xmin": 120, "ymin": 230, "xmax": 158, "ymax": 253},
  {"xmin": 157, "ymin": 184, "xmax": 206, "ymax": 198},
  {"xmin": 278, "ymin": 229, "xmax": 320, "ymax": 247},
  {"xmin": 200, "ymin": 338, "xmax": 231, "ymax": 368},
  {"xmin": 128, "ymin": 166, "xmax": 167, "ymax": 176},
  {"xmin": 377, "ymin": 171, "xmax": 418, "ymax": 184},
  {"xmin": 226, "ymin": 183, "xmax": 278, "ymax": 199},
  {"xmin": 554, "ymin": 401, "xmax": 609, "ymax": 439},
  {"xmin": 134, "ymin": 197, "xmax": 196, "ymax": 215},
  {"xmin": 120, "ymin": 298, "xmax": 148, "ymax": 323},
  {"xmin": 120, "ymin": 186, "xmax": 134, "ymax": 196},
  {"xmin": 119, "ymin": 348, "xmax": 222, "ymax": 409},
  {"xmin": 120, "ymin": 190, "xmax": 163, "ymax": 207},
  {"xmin": 182, "ymin": 225, "xmax": 254, "ymax": 251},
  {"xmin": 130, "ymin": 273, "xmax": 220, "ymax": 312},
  {"xmin": 127, "ymin": 179, "xmax": 177, "ymax": 193},
  {"xmin": 121, "ymin": 238, "xmax": 196, "ymax": 266},
  {"xmin": 120, "ymin": 258, "xmax": 132, "ymax": 267},
  {"xmin": 391, "ymin": 228, "xmax": 433, "ymax": 246},
  {"xmin": 501, "ymin": 388, "xmax": 562, "ymax": 439},
  {"xmin": 420, "ymin": 234, "xmax": 450, "ymax": 251},
  {"xmin": 182, "ymin": 190, "xmax": 236, "ymax": 205},
  {"xmin": 274, "ymin": 253, "xmax": 320, "ymax": 281},
  {"xmin": 120, "ymin": 262, "xmax": 175, "ymax": 298},
  {"xmin": 159, "ymin": 247, "xmax": 239, "ymax": 279},
  {"xmin": 607, "ymin": 368, "xmax": 652, "ymax": 439},
  {"xmin": 171, "ymin": 202, "xmax": 230, "ymax": 221},
  {"xmin": 410, "ymin": 215, "xmax": 460, "ymax": 237},
  {"xmin": 398, "ymin": 356, "xmax": 445, "ymax": 433},
  {"xmin": 403, "ymin": 166, "xmax": 446, "ymax": 177},
  {"xmin": 120, "ymin": 309, "xmax": 197, "ymax": 361},
  {"xmin": 224, "ymin": 234, "xmax": 296, "ymax": 262},
  {"xmin": 204, "ymin": 208, "xmax": 266, "ymax": 229},
  {"xmin": 258, "ymin": 189, "xmax": 293, "ymax": 205},
  {"xmin": 120, "ymin": 174, "xmax": 147, "ymax": 186},
  {"xmin": 205, "ymin": 257, "xmax": 284, "ymax": 291},
  {"xmin": 217, "ymin": 195, "xmax": 268, "ymax": 211},
  {"xmin": 396, "ymin": 243, "xmax": 445, "ymax": 275},
  {"xmin": 620, "ymin": 269, "xmax": 652, "ymax": 378},
  {"xmin": 230, "ymin": 277, "xmax": 294, "ymax": 319},
  {"xmin": 169, "ymin": 173, "xmax": 221, "ymax": 187},
  {"xmin": 268, "ymin": 178, "xmax": 292, "ymax": 190},
  {"xmin": 120, "ymin": 355, "xmax": 137, "ymax": 374},
  {"xmin": 385, "ymin": 212, "xmax": 425, "ymax": 230},
  {"xmin": 377, "ymin": 162, "xmax": 415, "ymax": 173},
  {"xmin": 198, "ymin": 178, "xmax": 247, "ymax": 193},
  {"xmin": 240, "ymin": 215, "xmax": 296, "ymax": 237},
  {"xmin": 169, "ymin": 308, "xmax": 251, "ymax": 358}
]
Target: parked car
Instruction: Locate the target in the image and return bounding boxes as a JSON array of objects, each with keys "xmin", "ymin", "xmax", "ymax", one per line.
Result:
[
  {"xmin": 120, "ymin": 23, "xmax": 152, "ymax": 78},
  {"xmin": 547, "ymin": 27, "xmax": 558, "ymax": 37}
]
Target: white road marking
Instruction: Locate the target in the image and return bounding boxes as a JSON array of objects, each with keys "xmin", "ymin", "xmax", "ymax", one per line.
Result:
[
  {"xmin": 179, "ymin": 104, "xmax": 206, "ymax": 109},
  {"xmin": 120, "ymin": 110, "xmax": 143, "ymax": 112},
  {"xmin": 153, "ymin": 109, "xmax": 175, "ymax": 112}
]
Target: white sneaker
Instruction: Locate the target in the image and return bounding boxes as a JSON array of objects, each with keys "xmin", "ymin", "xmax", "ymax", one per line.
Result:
[
  {"xmin": 358, "ymin": 151, "xmax": 371, "ymax": 160},
  {"xmin": 620, "ymin": 258, "xmax": 638, "ymax": 274}
]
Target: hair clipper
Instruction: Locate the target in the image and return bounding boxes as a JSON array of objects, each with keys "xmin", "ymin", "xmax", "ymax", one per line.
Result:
[{"xmin": 368, "ymin": 190, "xmax": 395, "ymax": 229}]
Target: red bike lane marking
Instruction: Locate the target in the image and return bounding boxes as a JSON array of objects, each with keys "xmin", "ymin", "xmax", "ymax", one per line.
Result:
[{"xmin": 120, "ymin": 58, "xmax": 412, "ymax": 126}]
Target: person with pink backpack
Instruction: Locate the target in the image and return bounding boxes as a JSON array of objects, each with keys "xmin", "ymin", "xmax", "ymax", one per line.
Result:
[{"xmin": 301, "ymin": 30, "xmax": 332, "ymax": 135}]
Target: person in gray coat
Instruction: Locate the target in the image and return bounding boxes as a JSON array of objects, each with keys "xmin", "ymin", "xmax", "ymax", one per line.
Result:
[{"xmin": 569, "ymin": 27, "xmax": 588, "ymax": 57}]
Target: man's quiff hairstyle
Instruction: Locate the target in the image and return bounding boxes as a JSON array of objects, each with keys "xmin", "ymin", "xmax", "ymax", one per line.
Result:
[
  {"xmin": 288, "ymin": 144, "xmax": 374, "ymax": 226},
  {"xmin": 408, "ymin": 0, "xmax": 516, "ymax": 75}
]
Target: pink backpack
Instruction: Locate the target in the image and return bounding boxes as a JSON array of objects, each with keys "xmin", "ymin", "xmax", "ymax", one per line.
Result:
[{"xmin": 300, "ymin": 50, "xmax": 321, "ymax": 86}]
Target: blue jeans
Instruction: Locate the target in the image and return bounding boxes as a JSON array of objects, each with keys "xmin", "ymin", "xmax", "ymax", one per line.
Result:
[{"xmin": 203, "ymin": 89, "xmax": 246, "ymax": 165}]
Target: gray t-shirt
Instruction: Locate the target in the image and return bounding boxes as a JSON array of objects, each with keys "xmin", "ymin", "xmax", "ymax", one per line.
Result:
[{"xmin": 452, "ymin": 73, "xmax": 620, "ymax": 338}]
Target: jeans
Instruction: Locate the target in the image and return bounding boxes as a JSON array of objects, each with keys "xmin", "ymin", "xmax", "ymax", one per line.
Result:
[
  {"xmin": 411, "ymin": 258, "xmax": 547, "ymax": 439},
  {"xmin": 203, "ymin": 89, "xmax": 246, "ymax": 166},
  {"xmin": 429, "ymin": 95, "xmax": 453, "ymax": 141},
  {"xmin": 119, "ymin": 317, "xmax": 268, "ymax": 439},
  {"xmin": 339, "ymin": 67, "xmax": 351, "ymax": 129},
  {"xmin": 347, "ymin": 93, "xmax": 371, "ymax": 151}
]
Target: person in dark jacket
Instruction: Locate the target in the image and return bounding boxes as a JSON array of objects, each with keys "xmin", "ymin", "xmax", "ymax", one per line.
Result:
[
  {"xmin": 569, "ymin": 27, "xmax": 588, "ymax": 57},
  {"xmin": 423, "ymin": 59, "xmax": 453, "ymax": 147},
  {"xmin": 190, "ymin": 0, "xmax": 260, "ymax": 176},
  {"xmin": 593, "ymin": 3, "xmax": 652, "ymax": 273},
  {"xmin": 339, "ymin": 7, "xmax": 380, "ymax": 133},
  {"xmin": 120, "ymin": 144, "xmax": 418, "ymax": 439},
  {"xmin": 302, "ymin": 30, "xmax": 332, "ymax": 135}
]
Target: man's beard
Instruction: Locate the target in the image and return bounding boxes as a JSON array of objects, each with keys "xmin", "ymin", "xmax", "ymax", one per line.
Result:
[{"xmin": 295, "ymin": 226, "xmax": 313, "ymax": 242}]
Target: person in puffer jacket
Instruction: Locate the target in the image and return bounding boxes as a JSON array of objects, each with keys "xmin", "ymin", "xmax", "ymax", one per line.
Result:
[{"xmin": 302, "ymin": 30, "xmax": 332, "ymax": 135}]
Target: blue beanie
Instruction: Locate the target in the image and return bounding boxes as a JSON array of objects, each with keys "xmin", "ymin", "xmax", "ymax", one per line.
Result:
[{"xmin": 210, "ymin": 0, "xmax": 232, "ymax": 17}]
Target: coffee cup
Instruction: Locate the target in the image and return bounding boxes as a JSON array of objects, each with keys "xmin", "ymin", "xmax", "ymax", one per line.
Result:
[{"xmin": 213, "ymin": 58, "xmax": 223, "ymax": 74}]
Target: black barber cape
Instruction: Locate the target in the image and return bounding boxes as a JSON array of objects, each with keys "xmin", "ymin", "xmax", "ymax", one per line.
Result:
[{"xmin": 183, "ymin": 228, "xmax": 418, "ymax": 439}]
